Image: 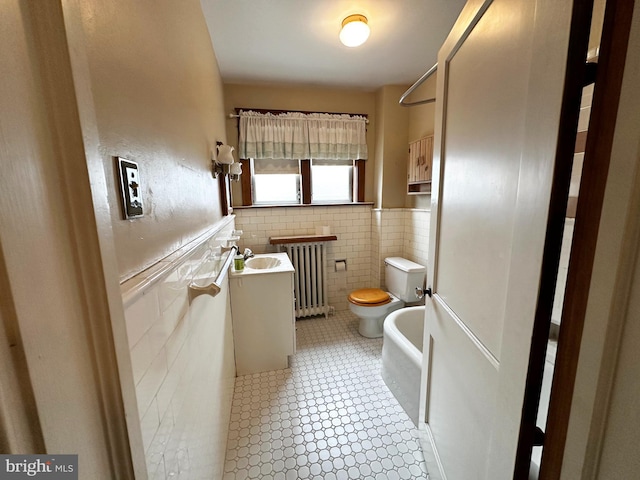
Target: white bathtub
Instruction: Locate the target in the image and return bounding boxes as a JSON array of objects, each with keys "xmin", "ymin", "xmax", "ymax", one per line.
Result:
[{"xmin": 381, "ymin": 306, "xmax": 425, "ymax": 426}]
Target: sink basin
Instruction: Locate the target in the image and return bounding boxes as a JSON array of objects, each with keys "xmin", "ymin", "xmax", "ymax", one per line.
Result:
[{"xmin": 245, "ymin": 256, "xmax": 282, "ymax": 270}]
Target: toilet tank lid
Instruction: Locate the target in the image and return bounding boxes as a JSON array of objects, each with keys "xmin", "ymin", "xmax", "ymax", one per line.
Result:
[{"xmin": 384, "ymin": 257, "xmax": 426, "ymax": 273}]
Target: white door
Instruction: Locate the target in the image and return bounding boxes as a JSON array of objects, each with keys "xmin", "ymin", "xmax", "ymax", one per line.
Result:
[{"xmin": 420, "ymin": 0, "xmax": 587, "ymax": 478}]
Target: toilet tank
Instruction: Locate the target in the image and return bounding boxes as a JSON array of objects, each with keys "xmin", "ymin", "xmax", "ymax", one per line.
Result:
[{"xmin": 384, "ymin": 257, "xmax": 426, "ymax": 302}]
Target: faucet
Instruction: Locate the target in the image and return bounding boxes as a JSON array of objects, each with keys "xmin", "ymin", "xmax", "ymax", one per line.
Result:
[{"xmin": 243, "ymin": 248, "xmax": 254, "ymax": 261}]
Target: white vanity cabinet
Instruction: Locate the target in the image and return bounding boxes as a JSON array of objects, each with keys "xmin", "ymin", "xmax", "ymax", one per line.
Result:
[{"xmin": 229, "ymin": 252, "xmax": 295, "ymax": 375}]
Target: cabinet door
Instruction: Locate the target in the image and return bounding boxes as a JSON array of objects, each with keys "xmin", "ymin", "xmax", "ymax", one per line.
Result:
[
  {"xmin": 408, "ymin": 136, "xmax": 434, "ymax": 193},
  {"xmin": 420, "ymin": 137, "xmax": 428, "ymax": 181},
  {"xmin": 423, "ymin": 135, "xmax": 434, "ymax": 182},
  {"xmin": 408, "ymin": 140, "xmax": 417, "ymax": 183},
  {"xmin": 230, "ymin": 272, "xmax": 294, "ymax": 375}
]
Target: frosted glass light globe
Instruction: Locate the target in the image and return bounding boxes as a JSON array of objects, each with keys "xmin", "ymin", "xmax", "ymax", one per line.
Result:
[{"xmin": 339, "ymin": 15, "xmax": 370, "ymax": 47}]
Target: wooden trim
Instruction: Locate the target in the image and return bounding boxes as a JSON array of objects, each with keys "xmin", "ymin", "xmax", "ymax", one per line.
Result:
[
  {"xmin": 218, "ymin": 174, "xmax": 231, "ymax": 216},
  {"xmin": 539, "ymin": 0, "xmax": 635, "ymax": 477},
  {"xmin": 240, "ymin": 159, "xmax": 252, "ymax": 205},
  {"xmin": 513, "ymin": 0, "xmax": 595, "ymax": 476},
  {"xmin": 233, "ymin": 202, "xmax": 374, "ymax": 210},
  {"xmin": 270, "ymin": 235, "xmax": 338, "ymax": 245},
  {"xmin": 301, "ymin": 159, "xmax": 312, "ymax": 204},
  {"xmin": 355, "ymin": 159, "xmax": 366, "ymax": 202},
  {"xmin": 238, "ymin": 160, "xmax": 366, "ymax": 206}
]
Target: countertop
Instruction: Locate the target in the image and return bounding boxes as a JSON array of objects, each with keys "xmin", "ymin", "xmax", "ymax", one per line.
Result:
[{"xmin": 229, "ymin": 252, "xmax": 294, "ymax": 277}]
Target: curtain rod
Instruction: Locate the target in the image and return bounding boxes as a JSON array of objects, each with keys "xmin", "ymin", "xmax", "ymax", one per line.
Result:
[
  {"xmin": 229, "ymin": 108, "xmax": 369, "ymax": 123},
  {"xmin": 399, "ymin": 63, "xmax": 438, "ymax": 107},
  {"xmin": 228, "ymin": 113, "xmax": 369, "ymax": 124}
]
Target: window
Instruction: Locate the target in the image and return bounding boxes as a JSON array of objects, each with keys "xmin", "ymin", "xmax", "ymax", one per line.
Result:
[
  {"xmin": 252, "ymin": 159, "xmax": 301, "ymax": 205},
  {"xmin": 248, "ymin": 159, "xmax": 362, "ymax": 206},
  {"xmin": 237, "ymin": 109, "xmax": 368, "ymax": 206},
  {"xmin": 310, "ymin": 160, "xmax": 353, "ymax": 203},
  {"xmin": 253, "ymin": 173, "xmax": 300, "ymax": 204}
]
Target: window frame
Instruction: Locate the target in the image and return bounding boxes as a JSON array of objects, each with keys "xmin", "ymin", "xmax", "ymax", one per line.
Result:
[
  {"xmin": 252, "ymin": 170, "xmax": 302, "ymax": 206},
  {"xmin": 236, "ymin": 108, "xmax": 367, "ymax": 207},
  {"xmin": 241, "ymin": 157, "xmax": 365, "ymax": 207},
  {"xmin": 309, "ymin": 160, "xmax": 355, "ymax": 204}
]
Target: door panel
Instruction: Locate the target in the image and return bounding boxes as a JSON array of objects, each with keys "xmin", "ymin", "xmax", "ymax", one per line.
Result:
[
  {"xmin": 420, "ymin": 0, "xmax": 581, "ymax": 478},
  {"xmin": 425, "ymin": 297, "xmax": 498, "ymax": 480},
  {"xmin": 436, "ymin": 0, "xmax": 533, "ymax": 359}
]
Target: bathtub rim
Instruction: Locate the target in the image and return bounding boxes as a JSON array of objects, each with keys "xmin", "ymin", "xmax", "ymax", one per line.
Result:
[{"xmin": 383, "ymin": 305, "xmax": 425, "ymax": 369}]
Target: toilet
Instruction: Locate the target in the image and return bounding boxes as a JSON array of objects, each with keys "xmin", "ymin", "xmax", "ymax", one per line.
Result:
[{"xmin": 348, "ymin": 257, "xmax": 426, "ymax": 338}]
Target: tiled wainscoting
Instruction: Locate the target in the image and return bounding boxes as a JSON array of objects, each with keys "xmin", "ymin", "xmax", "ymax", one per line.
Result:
[
  {"xmin": 372, "ymin": 209, "xmax": 430, "ymax": 290},
  {"xmin": 234, "ymin": 206, "xmax": 431, "ymax": 312},
  {"xmin": 118, "ymin": 208, "xmax": 432, "ymax": 478},
  {"xmin": 234, "ymin": 205, "xmax": 373, "ymax": 313},
  {"xmin": 120, "ymin": 216, "xmax": 237, "ymax": 479}
]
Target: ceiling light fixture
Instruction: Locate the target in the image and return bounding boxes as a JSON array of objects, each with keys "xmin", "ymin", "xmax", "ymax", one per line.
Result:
[{"xmin": 339, "ymin": 14, "xmax": 370, "ymax": 47}]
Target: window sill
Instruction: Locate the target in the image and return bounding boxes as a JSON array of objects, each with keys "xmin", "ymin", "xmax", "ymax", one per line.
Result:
[{"xmin": 233, "ymin": 202, "xmax": 374, "ymax": 210}]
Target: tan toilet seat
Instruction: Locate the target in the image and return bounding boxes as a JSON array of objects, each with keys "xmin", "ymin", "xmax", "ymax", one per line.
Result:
[{"xmin": 348, "ymin": 288, "xmax": 391, "ymax": 306}]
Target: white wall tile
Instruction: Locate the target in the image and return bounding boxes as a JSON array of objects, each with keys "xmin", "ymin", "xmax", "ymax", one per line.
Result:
[
  {"xmin": 136, "ymin": 348, "xmax": 168, "ymax": 417},
  {"xmin": 235, "ymin": 206, "xmax": 374, "ymax": 312},
  {"xmin": 581, "ymin": 83, "xmax": 594, "ymax": 107},
  {"xmin": 235, "ymin": 206, "xmax": 433, "ymax": 312},
  {"xmin": 130, "ymin": 334, "xmax": 154, "ymax": 386},
  {"xmin": 124, "ymin": 288, "xmax": 159, "ymax": 349},
  {"xmin": 164, "ymin": 311, "xmax": 191, "ymax": 369},
  {"xmin": 578, "ymin": 105, "xmax": 591, "ymax": 132},
  {"xmin": 140, "ymin": 398, "xmax": 160, "ymax": 453},
  {"xmin": 146, "ymin": 452, "xmax": 164, "ymax": 480},
  {"xmin": 122, "ymin": 219, "xmax": 237, "ymax": 479},
  {"xmin": 570, "ymin": 153, "xmax": 585, "ymax": 198}
]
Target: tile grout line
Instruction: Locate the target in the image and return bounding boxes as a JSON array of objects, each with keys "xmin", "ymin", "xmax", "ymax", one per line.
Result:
[{"xmin": 222, "ymin": 311, "xmax": 428, "ymax": 480}]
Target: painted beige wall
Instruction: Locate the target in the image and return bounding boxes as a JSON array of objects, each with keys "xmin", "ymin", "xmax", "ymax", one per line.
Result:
[
  {"xmin": 407, "ymin": 74, "xmax": 438, "ymax": 142},
  {"xmin": 223, "ymin": 83, "xmax": 377, "ymax": 204},
  {"xmin": 375, "ymin": 85, "xmax": 410, "ymax": 208},
  {"xmin": 406, "ymin": 73, "xmax": 438, "ymax": 209},
  {"xmin": 223, "ymin": 82, "xmax": 434, "ymax": 210},
  {"xmin": 0, "ymin": 0, "xmax": 135, "ymax": 475},
  {"xmin": 374, "ymin": 88, "xmax": 385, "ymax": 208},
  {"xmin": 81, "ymin": 0, "xmax": 228, "ymax": 281},
  {"xmin": 1, "ymin": 0, "xmax": 229, "ymax": 475}
]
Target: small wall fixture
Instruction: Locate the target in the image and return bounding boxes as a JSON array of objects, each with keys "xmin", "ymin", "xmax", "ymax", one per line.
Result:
[
  {"xmin": 229, "ymin": 161, "xmax": 242, "ymax": 182},
  {"xmin": 339, "ymin": 14, "xmax": 370, "ymax": 47},
  {"xmin": 212, "ymin": 142, "xmax": 242, "ymax": 180}
]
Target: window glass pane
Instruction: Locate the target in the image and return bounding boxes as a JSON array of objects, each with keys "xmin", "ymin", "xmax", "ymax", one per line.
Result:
[
  {"xmin": 311, "ymin": 164, "xmax": 353, "ymax": 203},
  {"xmin": 253, "ymin": 174, "xmax": 300, "ymax": 204}
]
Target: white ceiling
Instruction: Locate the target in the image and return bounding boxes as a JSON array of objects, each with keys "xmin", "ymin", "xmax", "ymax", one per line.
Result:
[{"xmin": 201, "ymin": 0, "xmax": 467, "ymax": 91}]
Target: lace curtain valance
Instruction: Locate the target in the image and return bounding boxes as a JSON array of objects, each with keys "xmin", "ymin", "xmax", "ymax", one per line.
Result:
[{"xmin": 238, "ymin": 110, "xmax": 368, "ymax": 161}]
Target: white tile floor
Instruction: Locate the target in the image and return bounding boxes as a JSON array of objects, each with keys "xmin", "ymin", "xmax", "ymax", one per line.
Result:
[{"xmin": 223, "ymin": 311, "xmax": 428, "ymax": 480}]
